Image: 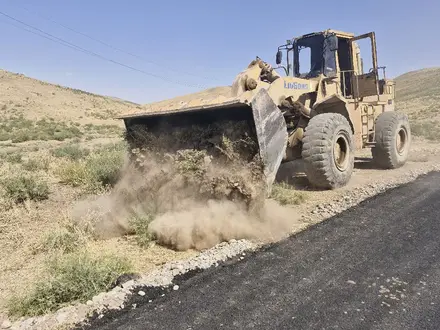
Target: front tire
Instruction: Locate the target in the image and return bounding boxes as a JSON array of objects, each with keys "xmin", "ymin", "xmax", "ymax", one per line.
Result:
[
  {"xmin": 302, "ymin": 113, "xmax": 355, "ymax": 189},
  {"xmin": 372, "ymin": 111, "xmax": 411, "ymax": 169}
]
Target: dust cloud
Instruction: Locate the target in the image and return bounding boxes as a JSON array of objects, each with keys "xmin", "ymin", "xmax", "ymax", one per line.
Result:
[
  {"xmin": 72, "ymin": 156, "xmax": 300, "ymax": 251},
  {"xmin": 149, "ymin": 199, "xmax": 300, "ymax": 251},
  {"xmin": 71, "ymin": 119, "xmax": 301, "ymax": 251}
]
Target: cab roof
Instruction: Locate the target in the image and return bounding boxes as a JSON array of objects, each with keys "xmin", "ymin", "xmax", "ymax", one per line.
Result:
[{"xmin": 294, "ymin": 29, "xmax": 355, "ymax": 41}]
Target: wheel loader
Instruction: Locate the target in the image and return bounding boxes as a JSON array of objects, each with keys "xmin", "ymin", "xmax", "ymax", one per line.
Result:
[{"xmin": 118, "ymin": 29, "xmax": 411, "ymax": 194}]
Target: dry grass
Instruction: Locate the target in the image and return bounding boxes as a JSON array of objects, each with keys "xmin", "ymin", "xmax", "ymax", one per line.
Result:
[
  {"xmin": 129, "ymin": 214, "xmax": 155, "ymax": 248},
  {"xmin": 51, "ymin": 145, "xmax": 90, "ymax": 160},
  {"xmin": 22, "ymin": 156, "xmax": 51, "ymax": 172},
  {"xmin": 410, "ymin": 120, "xmax": 440, "ymax": 141},
  {"xmin": 0, "ymin": 116, "xmax": 83, "ymax": 142},
  {"xmin": 8, "ymin": 252, "xmax": 133, "ymax": 317},
  {"xmin": 1, "ymin": 172, "xmax": 50, "ymax": 203},
  {"xmin": 395, "ymin": 68, "xmax": 440, "ymax": 140},
  {"xmin": 270, "ymin": 183, "xmax": 307, "ymax": 205},
  {"xmin": 0, "ymin": 69, "xmax": 138, "ymax": 126},
  {"xmin": 39, "ymin": 224, "xmax": 88, "ymax": 254},
  {"xmin": 0, "ymin": 139, "xmax": 199, "ymax": 318},
  {"xmin": 0, "ymin": 70, "xmax": 204, "ymax": 320},
  {"xmin": 56, "ymin": 143, "xmax": 125, "ymax": 193}
]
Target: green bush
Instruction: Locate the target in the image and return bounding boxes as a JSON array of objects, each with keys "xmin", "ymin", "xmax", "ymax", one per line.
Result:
[
  {"xmin": 41, "ymin": 226, "xmax": 86, "ymax": 254},
  {"xmin": 57, "ymin": 160, "xmax": 90, "ymax": 187},
  {"xmin": 129, "ymin": 214, "xmax": 155, "ymax": 248},
  {"xmin": 51, "ymin": 145, "xmax": 90, "ymax": 161},
  {"xmin": 86, "ymin": 149, "xmax": 123, "ymax": 187},
  {"xmin": 5, "ymin": 152, "xmax": 23, "ymax": 164},
  {"xmin": 0, "ymin": 116, "xmax": 83, "ymax": 143},
  {"xmin": 3, "ymin": 174, "xmax": 50, "ymax": 203},
  {"xmin": 22, "ymin": 157, "xmax": 50, "ymax": 171},
  {"xmin": 8, "ymin": 252, "xmax": 132, "ymax": 317},
  {"xmin": 57, "ymin": 144, "xmax": 125, "ymax": 192},
  {"xmin": 83, "ymin": 123, "xmax": 122, "ymax": 136},
  {"xmin": 270, "ymin": 183, "xmax": 307, "ymax": 205}
]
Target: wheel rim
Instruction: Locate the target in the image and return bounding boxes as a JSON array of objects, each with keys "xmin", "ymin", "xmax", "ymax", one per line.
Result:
[
  {"xmin": 333, "ymin": 133, "xmax": 350, "ymax": 171},
  {"xmin": 396, "ymin": 126, "xmax": 408, "ymax": 155}
]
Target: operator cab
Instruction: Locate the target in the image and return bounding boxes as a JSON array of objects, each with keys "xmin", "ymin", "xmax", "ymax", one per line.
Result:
[
  {"xmin": 275, "ymin": 29, "xmax": 390, "ymax": 100},
  {"xmin": 293, "ymin": 32, "xmax": 338, "ymax": 80},
  {"xmin": 276, "ymin": 30, "xmax": 351, "ymax": 86}
]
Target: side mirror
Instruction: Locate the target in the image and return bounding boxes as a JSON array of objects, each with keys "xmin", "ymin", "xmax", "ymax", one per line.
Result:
[
  {"xmin": 276, "ymin": 50, "xmax": 283, "ymax": 65},
  {"xmin": 326, "ymin": 35, "xmax": 338, "ymax": 51}
]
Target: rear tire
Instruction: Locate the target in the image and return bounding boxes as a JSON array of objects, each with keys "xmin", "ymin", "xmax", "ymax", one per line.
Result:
[
  {"xmin": 372, "ymin": 111, "xmax": 411, "ymax": 169},
  {"xmin": 302, "ymin": 113, "xmax": 355, "ymax": 189}
]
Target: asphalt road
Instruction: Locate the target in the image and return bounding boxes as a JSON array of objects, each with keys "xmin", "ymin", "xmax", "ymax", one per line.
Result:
[{"xmin": 82, "ymin": 171, "xmax": 440, "ymax": 330}]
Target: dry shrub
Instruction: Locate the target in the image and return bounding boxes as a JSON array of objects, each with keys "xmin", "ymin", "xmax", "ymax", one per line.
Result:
[
  {"xmin": 5, "ymin": 152, "xmax": 22, "ymax": 164},
  {"xmin": 129, "ymin": 214, "xmax": 155, "ymax": 248},
  {"xmin": 8, "ymin": 252, "xmax": 132, "ymax": 317},
  {"xmin": 57, "ymin": 144, "xmax": 125, "ymax": 193},
  {"xmin": 22, "ymin": 156, "xmax": 50, "ymax": 172},
  {"xmin": 0, "ymin": 116, "xmax": 82, "ymax": 143},
  {"xmin": 411, "ymin": 120, "xmax": 440, "ymax": 141},
  {"xmin": 51, "ymin": 145, "xmax": 90, "ymax": 161},
  {"xmin": 40, "ymin": 224, "xmax": 88, "ymax": 254},
  {"xmin": 2, "ymin": 172, "xmax": 49, "ymax": 203},
  {"xmin": 270, "ymin": 183, "xmax": 307, "ymax": 205}
]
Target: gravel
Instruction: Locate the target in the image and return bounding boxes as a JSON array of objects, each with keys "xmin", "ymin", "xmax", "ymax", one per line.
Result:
[
  {"xmin": 8, "ymin": 159, "xmax": 440, "ymax": 330},
  {"xmin": 303, "ymin": 164, "xmax": 440, "ymax": 224},
  {"xmin": 1, "ymin": 320, "xmax": 11, "ymax": 329}
]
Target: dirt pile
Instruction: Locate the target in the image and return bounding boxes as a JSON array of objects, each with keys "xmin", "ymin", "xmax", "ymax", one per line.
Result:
[
  {"xmin": 125, "ymin": 118, "xmax": 265, "ymax": 207},
  {"xmin": 72, "ymin": 118, "xmax": 299, "ymax": 251},
  {"xmin": 137, "ymin": 86, "xmax": 233, "ymax": 114}
]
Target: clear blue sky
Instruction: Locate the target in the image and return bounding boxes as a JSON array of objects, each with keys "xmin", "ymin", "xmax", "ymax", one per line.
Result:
[{"xmin": 0, "ymin": 0, "xmax": 439, "ymax": 104}]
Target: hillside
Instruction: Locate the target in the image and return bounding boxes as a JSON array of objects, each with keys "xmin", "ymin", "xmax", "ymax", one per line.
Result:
[
  {"xmin": 395, "ymin": 67, "xmax": 440, "ymax": 140},
  {"xmin": 395, "ymin": 67, "xmax": 440, "ymax": 103},
  {"xmin": 0, "ymin": 67, "xmax": 438, "ymax": 143},
  {"xmin": 0, "ymin": 69, "xmax": 139, "ymax": 126}
]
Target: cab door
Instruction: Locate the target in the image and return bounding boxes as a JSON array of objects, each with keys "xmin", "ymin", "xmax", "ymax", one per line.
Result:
[{"xmin": 350, "ymin": 32, "xmax": 380, "ymax": 99}]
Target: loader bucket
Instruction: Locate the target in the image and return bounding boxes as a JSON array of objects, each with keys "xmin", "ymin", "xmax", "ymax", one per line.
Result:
[{"xmin": 120, "ymin": 89, "xmax": 287, "ymax": 196}]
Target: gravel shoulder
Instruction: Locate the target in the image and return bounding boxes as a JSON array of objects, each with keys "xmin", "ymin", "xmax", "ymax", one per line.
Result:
[{"xmin": 3, "ymin": 138, "xmax": 440, "ymax": 330}]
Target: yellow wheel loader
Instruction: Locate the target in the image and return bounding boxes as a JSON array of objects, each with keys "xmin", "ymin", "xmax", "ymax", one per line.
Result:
[{"xmin": 118, "ymin": 29, "xmax": 410, "ymax": 193}]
